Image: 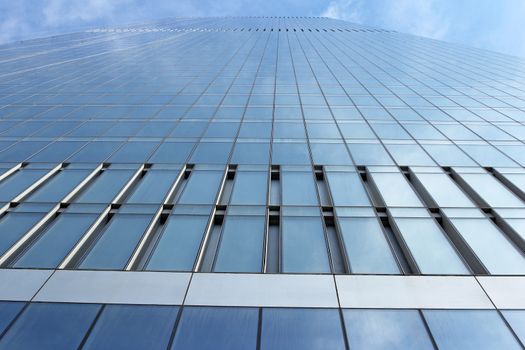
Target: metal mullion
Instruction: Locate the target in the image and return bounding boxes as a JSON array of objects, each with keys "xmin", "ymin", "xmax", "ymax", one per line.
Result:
[
  {"xmin": 0, "ymin": 162, "xmax": 26, "ymax": 215},
  {"xmin": 0, "ymin": 203, "xmax": 60, "ymax": 266},
  {"xmin": 0, "ymin": 162, "xmax": 24, "ymax": 183},
  {"xmin": 193, "ymin": 166, "xmax": 230, "ymax": 272},
  {"xmin": 61, "ymin": 163, "xmax": 105, "ymax": 203},
  {"xmin": 0, "ymin": 163, "xmax": 105, "ymax": 266},
  {"xmin": 10, "ymin": 162, "xmax": 64, "ymax": 203},
  {"xmin": 57, "ymin": 204, "xmax": 112, "ymax": 269},
  {"xmin": 111, "ymin": 164, "xmax": 146, "ymax": 204},
  {"xmin": 124, "ymin": 165, "xmax": 186, "ymax": 270},
  {"xmin": 57, "ymin": 163, "xmax": 150, "ymax": 269}
]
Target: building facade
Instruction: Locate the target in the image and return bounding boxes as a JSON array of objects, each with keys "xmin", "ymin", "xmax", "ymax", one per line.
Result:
[{"xmin": 0, "ymin": 16, "xmax": 524, "ymax": 348}]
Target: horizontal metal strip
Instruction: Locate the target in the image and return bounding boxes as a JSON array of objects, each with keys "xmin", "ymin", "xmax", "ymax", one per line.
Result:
[{"xmin": 0, "ymin": 269, "xmax": 522, "ymax": 309}]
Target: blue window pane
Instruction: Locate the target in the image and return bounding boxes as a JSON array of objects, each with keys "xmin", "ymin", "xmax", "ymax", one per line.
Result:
[
  {"xmin": 272, "ymin": 143, "xmax": 311, "ymax": 165},
  {"xmin": 343, "ymin": 309, "xmax": 433, "ymax": 349},
  {"xmin": 14, "ymin": 213, "xmax": 97, "ymax": 268},
  {"xmin": 273, "ymin": 122, "xmax": 306, "ymax": 138},
  {"xmin": 146, "ymin": 215, "xmax": 209, "ymax": 271},
  {"xmin": 0, "ymin": 303, "xmax": 100, "ymax": 350},
  {"xmin": 310, "ymin": 143, "xmax": 353, "ymax": 165},
  {"xmin": 127, "ymin": 170, "xmax": 179, "ymax": 204},
  {"xmin": 28, "ymin": 141, "xmax": 85, "ymax": 163},
  {"xmin": 229, "ymin": 171, "xmax": 268, "ymax": 205},
  {"xmin": 171, "ymin": 307, "xmax": 258, "ymax": 350},
  {"xmin": 261, "ymin": 308, "xmax": 346, "ymax": 350},
  {"xmin": 68, "ymin": 141, "xmax": 123, "ymax": 163},
  {"xmin": 0, "ymin": 169, "xmax": 48, "ymax": 201},
  {"xmin": 339, "ymin": 217, "xmax": 399, "ymax": 274},
  {"xmin": 0, "ymin": 141, "xmax": 49, "ymax": 162},
  {"xmin": 325, "ymin": 171, "xmax": 371, "ymax": 206},
  {"xmin": 0, "ymin": 212, "xmax": 46, "ymax": 256},
  {"xmin": 282, "ymin": 171, "xmax": 319, "ymax": 206},
  {"xmin": 80, "ymin": 215, "xmax": 151, "ymax": 270},
  {"xmin": 348, "ymin": 144, "xmax": 394, "ymax": 166},
  {"xmin": 149, "ymin": 142, "xmax": 194, "ymax": 163},
  {"xmin": 75, "ymin": 169, "xmax": 136, "ymax": 203},
  {"xmin": 394, "ymin": 218, "xmax": 469, "ymax": 274},
  {"xmin": 26, "ymin": 169, "xmax": 92, "ymax": 203},
  {"xmin": 83, "ymin": 305, "xmax": 179, "ymax": 350},
  {"xmin": 502, "ymin": 310, "xmax": 525, "ymax": 345},
  {"xmin": 231, "ymin": 143, "xmax": 270, "ymax": 164},
  {"xmin": 0, "ymin": 301, "xmax": 25, "ymax": 335},
  {"xmin": 109, "ymin": 142, "xmax": 159, "ymax": 163},
  {"xmin": 214, "ymin": 216, "xmax": 265, "ymax": 272},
  {"xmin": 189, "ymin": 142, "xmax": 232, "ymax": 164},
  {"xmin": 423, "ymin": 310, "xmax": 522, "ymax": 350},
  {"xmin": 282, "ymin": 216, "xmax": 330, "ymax": 273},
  {"xmin": 178, "ymin": 171, "xmax": 223, "ymax": 205}
]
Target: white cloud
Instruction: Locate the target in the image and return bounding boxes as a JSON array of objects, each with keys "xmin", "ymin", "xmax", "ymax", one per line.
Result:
[
  {"xmin": 384, "ymin": 0, "xmax": 448, "ymax": 39},
  {"xmin": 42, "ymin": 0, "xmax": 130, "ymax": 27},
  {"xmin": 320, "ymin": 0, "xmax": 449, "ymax": 40},
  {"xmin": 321, "ymin": 0, "xmax": 362, "ymax": 23}
]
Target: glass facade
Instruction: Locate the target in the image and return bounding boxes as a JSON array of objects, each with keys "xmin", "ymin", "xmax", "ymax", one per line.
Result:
[{"xmin": 0, "ymin": 16, "xmax": 524, "ymax": 347}]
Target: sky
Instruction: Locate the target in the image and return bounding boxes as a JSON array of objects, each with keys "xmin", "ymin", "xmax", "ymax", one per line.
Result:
[{"xmin": 1, "ymin": 0, "xmax": 525, "ymax": 58}]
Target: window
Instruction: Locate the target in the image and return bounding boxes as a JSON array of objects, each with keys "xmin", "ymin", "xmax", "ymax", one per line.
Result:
[
  {"xmin": 449, "ymin": 218, "xmax": 525, "ymax": 274},
  {"xmin": 423, "ymin": 310, "xmax": 521, "ymax": 350},
  {"xmin": 0, "ymin": 303, "xmax": 100, "ymax": 350},
  {"xmin": 213, "ymin": 215, "xmax": 265, "ymax": 272},
  {"xmin": 339, "ymin": 217, "xmax": 399, "ymax": 273},
  {"xmin": 79, "ymin": 214, "xmax": 151, "ymax": 270},
  {"xmin": 0, "ymin": 169, "xmax": 49, "ymax": 202},
  {"xmin": 260, "ymin": 308, "xmax": 346, "ymax": 350},
  {"xmin": 14, "ymin": 213, "xmax": 98, "ymax": 269},
  {"xmin": 282, "ymin": 216, "xmax": 330, "ymax": 273},
  {"xmin": 149, "ymin": 142, "xmax": 194, "ymax": 163},
  {"xmin": 83, "ymin": 305, "xmax": 179, "ymax": 350},
  {"xmin": 0, "ymin": 302, "xmax": 25, "ymax": 335},
  {"xmin": 75, "ymin": 168, "xmax": 136, "ymax": 203},
  {"xmin": 281, "ymin": 170, "xmax": 319, "ymax": 206},
  {"xmin": 146, "ymin": 214, "xmax": 209, "ymax": 271},
  {"xmin": 325, "ymin": 171, "xmax": 370, "ymax": 206},
  {"xmin": 189, "ymin": 142, "xmax": 232, "ymax": 164},
  {"xmin": 26, "ymin": 169, "xmax": 93, "ymax": 203},
  {"xmin": 502, "ymin": 310, "xmax": 525, "ymax": 344},
  {"xmin": 171, "ymin": 307, "xmax": 258, "ymax": 350},
  {"xmin": 0, "ymin": 212, "xmax": 47, "ymax": 256},
  {"xmin": 369, "ymin": 172, "xmax": 424, "ymax": 207},
  {"xmin": 230, "ymin": 143, "xmax": 270, "ymax": 164},
  {"xmin": 393, "ymin": 218, "xmax": 469, "ymax": 274},
  {"xmin": 127, "ymin": 170, "xmax": 179, "ymax": 204},
  {"xmin": 343, "ymin": 309, "xmax": 434, "ymax": 349},
  {"xmin": 229, "ymin": 171, "xmax": 268, "ymax": 205},
  {"xmin": 178, "ymin": 170, "xmax": 224, "ymax": 205},
  {"xmin": 271, "ymin": 143, "xmax": 311, "ymax": 165}
]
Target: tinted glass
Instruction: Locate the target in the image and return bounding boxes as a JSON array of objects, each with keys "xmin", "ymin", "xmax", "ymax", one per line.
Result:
[
  {"xmin": 83, "ymin": 305, "xmax": 179, "ymax": 350},
  {"xmin": 171, "ymin": 307, "xmax": 258, "ymax": 350},
  {"xmin": 423, "ymin": 310, "xmax": 521, "ymax": 350},
  {"xmin": 0, "ymin": 303, "xmax": 100, "ymax": 350},
  {"xmin": 344, "ymin": 309, "xmax": 434, "ymax": 350},
  {"xmin": 261, "ymin": 308, "xmax": 346, "ymax": 350}
]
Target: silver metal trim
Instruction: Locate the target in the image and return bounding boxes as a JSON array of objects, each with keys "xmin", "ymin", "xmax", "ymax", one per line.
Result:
[
  {"xmin": 193, "ymin": 166, "xmax": 229, "ymax": 272},
  {"xmin": 11, "ymin": 163, "xmax": 63, "ymax": 203},
  {"xmin": 125, "ymin": 166, "xmax": 186, "ymax": 271},
  {"xmin": 0, "ymin": 162, "xmax": 24, "ymax": 183},
  {"xmin": 0, "ymin": 204, "xmax": 61, "ymax": 266},
  {"xmin": 112, "ymin": 164, "xmax": 145, "ymax": 203},
  {"xmin": 61, "ymin": 163, "xmax": 104, "ymax": 203},
  {"xmin": 58, "ymin": 205, "xmax": 112, "ymax": 269}
]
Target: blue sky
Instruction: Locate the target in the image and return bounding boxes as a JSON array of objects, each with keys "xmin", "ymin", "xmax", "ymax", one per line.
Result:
[{"xmin": 1, "ymin": 0, "xmax": 525, "ymax": 58}]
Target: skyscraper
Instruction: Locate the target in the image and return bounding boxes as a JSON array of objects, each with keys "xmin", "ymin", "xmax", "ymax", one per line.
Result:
[{"xmin": 0, "ymin": 16, "xmax": 524, "ymax": 348}]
